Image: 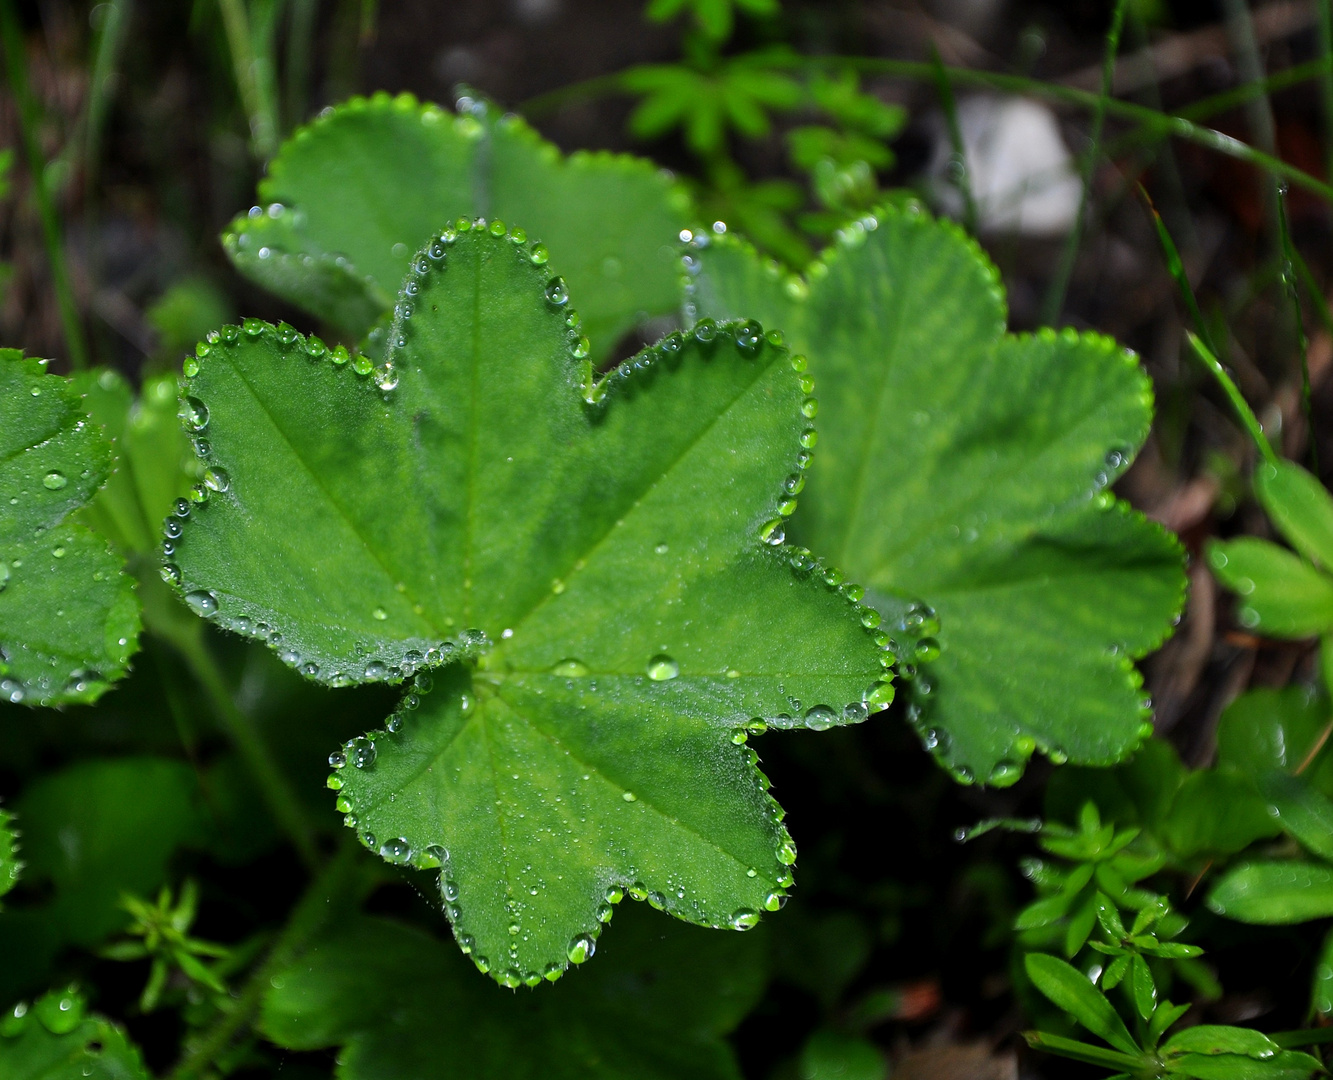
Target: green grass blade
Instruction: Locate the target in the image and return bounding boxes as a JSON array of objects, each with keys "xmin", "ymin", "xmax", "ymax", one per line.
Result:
[
  {"xmin": 929, "ymin": 46, "xmax": 976, "ymax": 236},
  {"xmin": 1186, "ymin": 332, "xmax": 1279, "ymax": 468},
  {"xmin": 1042, "ymin": 0, "xmax": 1129, "ymax": 325},
  {"xmin": 1277, "ymin": 186, "xmax": 1317, "ymax": 472},
  {"xmin": 0, "ymin": 0, "xmax": 90, "ymax": 369}
]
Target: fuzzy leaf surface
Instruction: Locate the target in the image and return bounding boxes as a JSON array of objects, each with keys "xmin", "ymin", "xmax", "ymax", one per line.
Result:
[
  {"xmin": 224, "ymin": 92, "xmax": 689, "ymax": 361},
  {"xmin": 688, "ymin": 209, "xmax": 1185, "ymax": 782},
  {"xmin": 0, "ymin": 351, "xmax": 139, "ymax": 706},
  {"xmin": 171, "ymin": 225, "xmax": 886, "ymax": 981},
  {"xmin": 261, "ymin": 906, "xmax": 766, "ymax": 1079}
]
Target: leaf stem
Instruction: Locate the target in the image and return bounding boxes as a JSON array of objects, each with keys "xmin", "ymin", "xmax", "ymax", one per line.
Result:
[
  {"xmin": 1276, "ymin": 186, "xmax": 1318, "ymax": 473},
  {"xmin": 171, "ymin": 630, "xmax": 320, "ymax": 870},
  {"xmin": 167, "ymin": 839, "xmax": 364, "ymax": 1079},
  {"xmin": 1042, "ymin": 0, "xmax": 1128, "ymax": 325},
  {"xmin": 0, "ymin": 0, "xmax": 89, "ymax": 369}
]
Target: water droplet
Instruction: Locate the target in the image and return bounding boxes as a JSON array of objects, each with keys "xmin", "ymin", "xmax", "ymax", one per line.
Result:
[
  {"xmin": 163, "ymin": 519, "xmax": 184, "ymax": 539},
  {"xmin": 441, "ymin": 878, "xmax": 461, "ymax": 902},
  {"xmin": 843, "ymin": 701, "xmax": 868, "ymax": 723},
  {"xmin": 530, "ymin": 243, "xmax": 549, "ymax": 265},
  {"xmin": 864, "ymin": 681, "xmax": 895, "ymax": 709},
  {"xmin": 730, "ymin": 909, "xmax": 760, "ymax": 930},
  {"xmin": 203, "ymin": 466, "xmax": 230, "ymax": 493},
  {"xmin": 733, "ymin": 320, "xmax": 762, "ymax": 355},
  {"xmin": 915, "ymin": 637, "xmax": 941, "ymax": 662},
  {"xmin": 988, "ymin": 760, "xmax": 1023, "ymax": 786},
  {"xmin": 545, "ymin": 277, "xmax": 569, "ymax": 307},
  {"xmin": 184, "ymin": 590, "xmax": 218, "ymax": 617},
  {"xmin": 328, "ymin": 750, "xmax": 347, "ymax": 768},
  {"xmin": 365, "ymin": 660, "xmax": 388, "ymax": 680},
  {"xmin": 0, "ymin": 679, "xmax": 24, "ymax": 704},
  {"xmin": 778, "ymin": 840, "xmax": 798, "ymax": 865},
  {"xmin": 243, "ymin": 317, "xmax": 265, "ymax": 337},
  {"xmin": 760, "ymin": 519, "xmax": 785, "ymax": 545},
  {"xmin": 804, "ymin": 705, "xmax": 837, "ymax": 730},
  {"xmin": 622, "ymin": 791, "xmax": 638, "ymax": 802},
  {"xmin": 764, "ymin": 891, "xmax": 788, "ymax": 911},
  {"xmin": 349, "ymin": 737, "xmax": 377, "ymax": 768},
  {"xmin": 160, "ymin": 563, "xmax": 181, "ymax": 586},
  {"xmin": 380, "ymin": 837, "xmax": 412, "ymax": 864},
  {"xmin": 647, "ymin": 654, "xmax": 679, "ymax": 681},
  {"xmin": 570, "ymin": 336, "xmax": 591, "ymax": 359},
  {"xmin": 552, "ymin": 658, "xmax": 589, "ymax": 677},
  {"xmin": 375, "ymin": 365, "xmax": 399, "ymax": 391},
  {"xmin": 801, "ymin": 397, "xmax": 818, "ymax": 419},
  {"xmin": 42, "ymin": 470, "xmax": 68, "ymax": 491},
  {"xmin": 373, "ymin": 606, "xmax": 388, "ymax": 621},
  {"xmin": 693, "ymin": 318, "xmax": 717, "ymax": 344},
  {"xmin": 181, "ymin": 397, "xmax": 210, "ymax": 432}
]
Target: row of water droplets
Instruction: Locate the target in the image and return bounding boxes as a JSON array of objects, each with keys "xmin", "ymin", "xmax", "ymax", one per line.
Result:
[
  {"xmin": 1, "ymin": 368, "xmax": 119, "ymax": 705},
  {"xmin": 171, "ymin": 314, "xmax": 499, "ymax": 685}
]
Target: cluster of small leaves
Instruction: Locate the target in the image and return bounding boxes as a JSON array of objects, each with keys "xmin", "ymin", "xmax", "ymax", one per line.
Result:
[
  {"xmin": 645, "ymin": 0, "xmax": 778, "ymax": 43},
  {"xmin": 99, "ymin": 881, "xmax": 230, "ymax": 1012},
  {"xmin": 1024, "ymin": 951, "xmax": 1323, "ymax": 1080}
]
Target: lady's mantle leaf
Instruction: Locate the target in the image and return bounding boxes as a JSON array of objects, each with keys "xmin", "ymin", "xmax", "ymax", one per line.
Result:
[
  {"xmin": 0, "ymin": 351, "xmax": 139, "ymax": 706},
  {"xmin": 0, "ymin": 987, "xmax": 149, "ymax": 1080},
  {"xmin": 687, "ymin": 208, "xmax": 1186, "ymax": 784},
  {"xmin": 223, "ymin": 91, "xmax": 690, "ymax": 361},
  {"xmin": 0, "ymin": 805, "xmax": 19, "ymax": 902},
  {"xmin": 261, "ymin": 906, "xmax": 766, "ymax": 1079},
  {"xmin": 170, "ymin": 223, "xmax": 887, "ymax": 982}
]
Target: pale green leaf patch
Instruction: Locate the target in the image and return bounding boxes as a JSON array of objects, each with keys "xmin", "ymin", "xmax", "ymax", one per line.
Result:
[
  {"xmin": 687, "ymin": 206, "xmax": 1187, "ymax": 783},
  {"xmin": 224, "ymin": 91, "xmax": 690, "ymax": 362},
  {"xmin": 0, "ymin": 351, "xmax": 139, "ymax": 706},
  {"xmin": 0, "ymin": 987, "xmax": 149, "ymax": 1080},
  {"xmin": 170, "ymin": 223, "xmax": 888, "ymax": 982}
]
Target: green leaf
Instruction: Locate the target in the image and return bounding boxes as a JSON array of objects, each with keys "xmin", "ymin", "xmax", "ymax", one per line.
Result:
[
  {"xmin": 797, "ymin": 1030, "xmax": 888, "ymax": 1080},
  {"xmin": 1166, "ymin": 1051, "xmax": 1324, "ymax": 1080},
  {"xmin": 173, "ymin": 224, "xmax": 886, "ymax": 981},
  {"xmin": 1255, "ymin": 459, "xmax": 1333, "ymax": 571},
  {"xmin": 1254, "ymin": 771, "xmax": 1333, "ymax": 861},
  {"xmin": 1216, "ymin": 686, "xmax": 1329, "ymax": 780},
  {"xmin": 16, "ymin": 757, "xmax": 206, "ymax": 945},
  {"xmin": 1207, "ymin": 861, "xmax": 1333, "ymax": 924},
  {"xmin": 223, "ymin": 92, "xmax": 689, "ymax": 363},
  {"xmin": 1022, "ymin": 1030, "xmax": 1147, "ymax": 1072},
  {"xmin": 0, "ymin": 351, "xmax": 140, "ymax": 705},
  {"xmin": 1149, "ymin": 1002, "xmax": 1193, "ymax": 1047},
  {"xmin": 1312, "ymin": 925, "xmax": 1333, "ymax": 1017},
  {"xmin": 688, "ymin": 208, "xmax": 1186, "ymax": 781},
  {"xmin": 0, "ymin": 805, "xmax": 19, "ymax": 902},
  {"xmin": 1160, "ymin": 769, "xmax": 1281, "ymax": 858},
  {"xmin": 261, "ymin": 906, "xmax": 766, "ymax": 1079},
  {"xmin": 1163, "ymin": 1026, "xmax": 1283, "ymax": 1059},
  {"xmin": 0, "ymin": 989, "xmax": 149, "ymax": 1080},
  {"xmin": 1130, "ymin": 954, "xmax": 1157, "ymax": 1019},
  {"xmin": 1025, "ymin": 952, "xmax": 1140, "ymax": 1054},
  {"xmin": 1206, "ymin": 537, "xmax": 1333, "ymax": 637}
]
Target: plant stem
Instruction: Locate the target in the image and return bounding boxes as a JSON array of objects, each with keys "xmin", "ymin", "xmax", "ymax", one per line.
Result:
[
  {"xmin": 1042, "ymin": 0, "xmax": 1128, "ymax": 325},
  {"xmin": 168, "ymin": 840, "xmax": 364, "ymax": 1079},
  {"xmin": 1186, "ymin": 331, "xmax": 1281, "ymax": 467},
  {"xmin": 0, "ymin": 0, "xmax": 89, "ymax": 369},
  {"xmin": 1276, "ymin": 187, "xmax": 1318, "ymax": 472},
  {"xmin": 172, "ymin": 630, "xmax": 320, "ymax": 870}
]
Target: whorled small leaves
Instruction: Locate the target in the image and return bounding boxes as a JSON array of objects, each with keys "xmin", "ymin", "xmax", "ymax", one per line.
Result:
[
  {"xmin": 0, "ymin": 351, "xmax": 140, "ymax": 706},
  {"xmin": 168, "ymin": 221, "xmax": 888, "ymax": 983},
  {"xmin": 686, "ymin": 207, "xmax": 1187, "ymax": 784}
]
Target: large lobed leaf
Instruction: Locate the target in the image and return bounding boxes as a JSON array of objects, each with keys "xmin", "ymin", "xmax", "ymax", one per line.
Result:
[
  {"xmin": 223, "ymin": 91, "xmax": 690, "ymax": 362},
  {"xmin": 0, "ymin": 988, "xmax": 148, "ymax": 1080},
  {"xmin": 169, "ymin": 222, "xmax": 888, "ymax": 982},
  {"xmin": 687, "ymin": 208, "xmax": 1186, "ymax": 783},
  {"xmin": 0, "ymin": 351, "xmax": 139, "ymax": 706},
  {"xmin": 261, "ymin": 906, "xmax": 766, "ymax": 1080}
]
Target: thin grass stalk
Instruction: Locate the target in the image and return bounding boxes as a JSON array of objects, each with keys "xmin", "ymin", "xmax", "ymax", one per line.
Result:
[
  {"xmin": 929, "ymin": 46, "xmax": 976, "ymax": 235},
  {"xmin": 1319, "ymin": 1, "xmax": 1333, "ymax": 186},
  {"xmin": 1042, "ymin": 0, "xmax": 1129, "ymax": 324},
  {"xmin": 0, "ymin": 0, "xmax": 89, "ymax": 369},
  {"xmin": 1277, "ymin": 186, "xmax": 1318, "ymax": 471}
]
